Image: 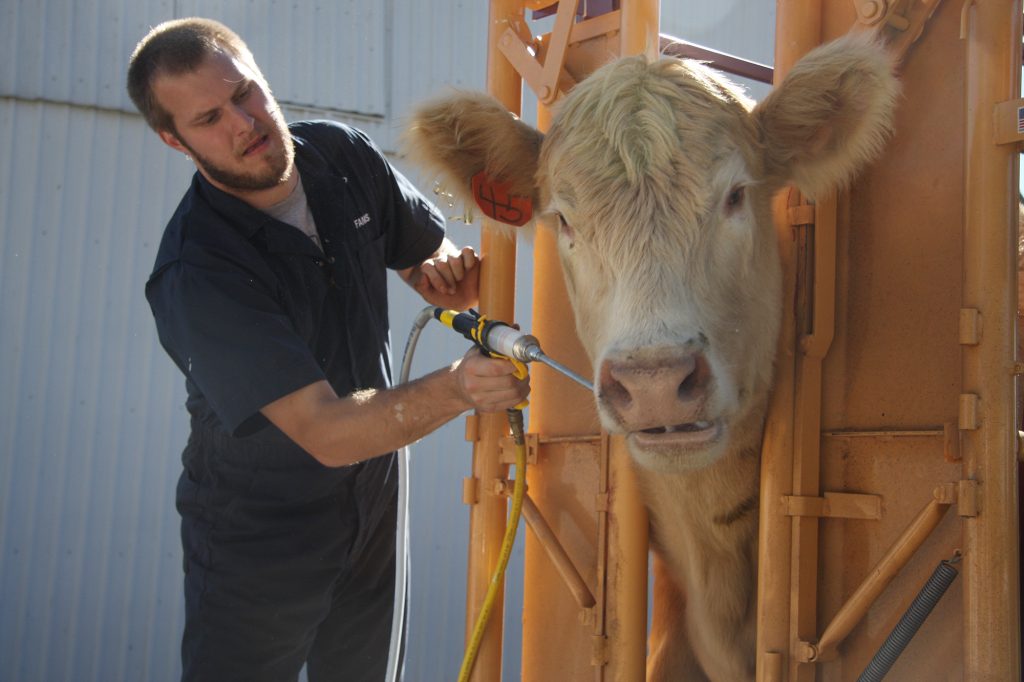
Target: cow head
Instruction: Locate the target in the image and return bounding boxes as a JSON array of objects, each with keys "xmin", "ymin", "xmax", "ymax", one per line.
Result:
[{"xmin": 406, "ymin": 34, "xmax": 898, "ymax": 473}]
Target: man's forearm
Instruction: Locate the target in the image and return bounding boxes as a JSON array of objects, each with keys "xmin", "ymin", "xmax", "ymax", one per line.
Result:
[{"xmin": 262, "ymin": 365, "xmax": 471, "ymax": 468}]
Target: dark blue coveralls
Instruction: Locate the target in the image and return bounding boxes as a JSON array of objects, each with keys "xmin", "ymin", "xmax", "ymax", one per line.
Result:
[{"xmin": 146, "ymin": 121, "xmax": 445, "ymax": 681}]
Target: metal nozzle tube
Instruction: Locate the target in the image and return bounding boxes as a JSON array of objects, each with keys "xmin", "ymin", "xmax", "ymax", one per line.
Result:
[
  {"xmin": 531, "ymin": 351, "xmax": 594, "ymax": 392},
  {"xmin": 484, "ymin": 326, "xmax": 594, "ymax": 392}
]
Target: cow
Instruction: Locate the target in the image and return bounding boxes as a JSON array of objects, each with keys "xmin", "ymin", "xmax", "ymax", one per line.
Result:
[{"xmin": 405, "ymin": 33, "xmax": 899, "ymax": 681}]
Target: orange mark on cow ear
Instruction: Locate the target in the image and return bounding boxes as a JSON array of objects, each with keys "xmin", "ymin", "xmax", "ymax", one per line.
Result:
[{"xmin": 471, "ymin": 171, "xmax": 533, "ymax": 227}]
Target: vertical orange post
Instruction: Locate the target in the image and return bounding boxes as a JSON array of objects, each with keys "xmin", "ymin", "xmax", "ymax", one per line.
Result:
[
  {"xmin": 464, "ymin": 3, "xmax": 524, "ymax": 680},
  {"xmin": 523, "ymin": 4, "xmax": 658, "ymax": 681},
  {"xmin": 523, "ymin": 101, "xmax": 602, "ymax": 682},
  {"xmin": 620, "ymin": 0, "xmax": 660, "ymax": 59},
  {"xmin": 606, "ymin": 5, "xmax": 659, "ymax": 680},
  {"xmin": 756, "ymin": 2, "xmax": 822, "ymax": 680},
  {"xmin": 604, "ymin": 436, "xmax": 650, "ymax": 681},
  {"xmin": 961, "ymin": 0, "xmax": 1022, "ymax": 679}
]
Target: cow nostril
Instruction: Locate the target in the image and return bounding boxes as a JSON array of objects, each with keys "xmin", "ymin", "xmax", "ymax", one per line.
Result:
[
  {"xmin": 602, "ymin": 374, "xmax": 632, "ymax": 409},
  {"xmin": 678, "ymin": 369, "xmax": 699, "ymax": 400},
  {"xmin": 677, "ymin": 353, "xmax": 708, "ymax": 401}
]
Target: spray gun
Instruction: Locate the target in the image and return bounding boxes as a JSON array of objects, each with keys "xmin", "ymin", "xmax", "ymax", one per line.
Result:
[{"xmin": 432, "ymin": 308, "xmax": 594, "ymax": 392}]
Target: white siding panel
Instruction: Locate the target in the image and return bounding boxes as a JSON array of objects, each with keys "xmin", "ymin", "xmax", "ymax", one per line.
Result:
[
  {"xmin": 661, "ymin": 0, "xmax": 775, "ymax": 64},
  {"xmin": 660, "ymin": 0, "xmax": 776, "ymax": 99},
  {"xmin": 0, "ymin": 99, "xmax": 192, "ymax": 681},
  {"xmin": 178, "ymin": 0, "xmax": 387, "ymax": 117},
  {"xmin": 1, "ymin": 0, "xmax": 386, "ymax": 117},
  {"xmin": 389, "ymin": 1, "xmax": 489, "ymax": 116},
  {"xmin": 0, "ymin": 0, "xmax": 175, "ymax": 111}
]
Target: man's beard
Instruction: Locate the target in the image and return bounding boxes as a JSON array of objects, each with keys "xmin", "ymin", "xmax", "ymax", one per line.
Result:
[{"xmin": 181, "ymin": 116, "xmax": 294, "ymax": 192}]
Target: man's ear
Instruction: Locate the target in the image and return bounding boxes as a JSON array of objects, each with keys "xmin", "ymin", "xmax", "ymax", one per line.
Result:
[
  {"xmin": 752, "ymin": 33, "xmax": 899, "ymax": 199},
  {"xmin": 404, "ymin": 91, "xmax": 544, "ymax": 227},
  {"xmin": 158, "ymin": 129, "xmax": 189, "ymax": 155}
]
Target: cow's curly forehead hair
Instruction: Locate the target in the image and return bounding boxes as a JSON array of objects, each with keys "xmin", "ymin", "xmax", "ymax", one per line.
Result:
[{"xmin": 126, "ymin": 17, "xmax": 265, "ymax": 134}]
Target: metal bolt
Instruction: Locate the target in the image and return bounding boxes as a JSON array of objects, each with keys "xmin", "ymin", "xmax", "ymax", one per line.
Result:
[
  {"xmin": 796, "ymin": 641, "xmax": 819, "ymax": 663},
  {"xmin": 860, "ymin": 0, "xmax": 882, "ymax": 21}
]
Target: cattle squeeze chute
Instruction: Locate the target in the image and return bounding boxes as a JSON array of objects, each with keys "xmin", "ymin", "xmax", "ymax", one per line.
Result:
[{"xmin": 404, "ymin": 1, "xmax": 1022, "ymax": 680}]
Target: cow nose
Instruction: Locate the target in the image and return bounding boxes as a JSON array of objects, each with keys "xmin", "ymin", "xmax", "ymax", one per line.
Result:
[{"xmin": 598, "ymin": 350, "xmax": 709, "ymax": 428}]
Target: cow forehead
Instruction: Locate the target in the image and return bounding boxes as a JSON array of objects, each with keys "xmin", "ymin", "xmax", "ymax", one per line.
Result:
[{"xmin": 540, "ymin": 56, "xmax": 758, "ymax": 224}]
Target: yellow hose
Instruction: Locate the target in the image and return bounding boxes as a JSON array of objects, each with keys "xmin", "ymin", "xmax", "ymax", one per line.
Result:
[{"xmin": 457, "ymin": 409, "xmax": 527, "ymax": 682}]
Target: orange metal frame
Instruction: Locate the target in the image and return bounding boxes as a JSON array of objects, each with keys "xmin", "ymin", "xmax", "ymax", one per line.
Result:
[
  {"xmin": 760, "ymin": 0, "xmax": 1021, "ymax": 680},
  {"xmin": 464, "ymin": 2, "xmax": 1022, "ymax": 680}
]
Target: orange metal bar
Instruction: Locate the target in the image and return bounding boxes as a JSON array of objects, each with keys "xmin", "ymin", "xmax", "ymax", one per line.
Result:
[
  {"xmin": 618, "ymin": 0, "xmax": 660, "ymax": 60},
  {"xmin": 603, "ymin": 5, "xmax": 658, "ymax": 678},
  {"xmin": 800, "ymin": 495, "xmax": 953, "ymax": 662},
  {"xmin": 537, "ymin": 0, "xmax": 580, "ymax": 104},
  {"xmin": 520, "ymin": 493, "xmax": 596, "ymax": 609},
  {"xmin": 522, "ymin": 97, "xmax": 601, "ymax": 682},
  {"xmin": 788, "ymin": 187, "xmax": 837, "ymax": 682},
  {"xmin": 756, "ymin": 4, "xmax": 822, "ymax": 680},
  {"xmin": 520, "ymin": 5, "xmax": 657, "ymax": 680},
  {"xmin": 961, "ymin": 0, "xmax": 1022, "ymax": 679},
  {"xmin": 603, "ymin": 436, "xmax": 649, "ymax": 680},
  {"xmin": 464, "ymin": 4, "xmax": 525, "ymax": 681}
]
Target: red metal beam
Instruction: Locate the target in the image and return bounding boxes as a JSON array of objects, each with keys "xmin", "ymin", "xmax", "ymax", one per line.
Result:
[
  {"xmin": 659, "ymin": 34, "xmax": 774, "ymax": 84},
  {"xmin": 531, "ymin": 1, "xmax": 618, "ymax": 20}
]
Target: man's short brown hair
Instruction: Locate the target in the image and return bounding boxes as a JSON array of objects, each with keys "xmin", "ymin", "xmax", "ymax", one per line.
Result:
[{"xmin": 126, "ymin": 17, "xmax": 264, "ymax": 134}]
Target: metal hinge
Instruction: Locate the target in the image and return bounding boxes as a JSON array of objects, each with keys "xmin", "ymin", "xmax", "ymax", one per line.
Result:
[
  {"xmin": 464, "ymin": 413, "xmax": 480, "ymax": 442},
  {"xmin": 591, "ymin": 634, "xmax": 609, "ymax": 667},
  {"xmin": 462, "ymin": 477, "xmax": 478, "ymax": 506},
  {"xmin": 787, "ymin": 203, "xmax": 815, "ymax": 227},
  {"xmin": 499, "ymin": 432, "xmax": 539, "ymax": 465},
  {"xmin": 933, "ymin": 480, "xmax": 980, "ymax": 517},
  {"xmin": 958, "ymin": 394, "xmax": 980, "ymax": 430},
  {"xmin": 959, "ymin": 308, "xmax": 981, "ymax": 345}
]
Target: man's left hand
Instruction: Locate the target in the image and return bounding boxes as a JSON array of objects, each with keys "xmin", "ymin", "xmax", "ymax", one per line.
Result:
[{"xmin": 401, "ymin": 241, "xmax": 480, "ymax": 310}]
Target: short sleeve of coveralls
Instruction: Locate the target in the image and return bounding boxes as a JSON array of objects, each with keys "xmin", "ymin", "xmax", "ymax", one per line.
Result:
[{"xmin": 149, "ymin": 247, "xmax": 328, "ymax": 437}]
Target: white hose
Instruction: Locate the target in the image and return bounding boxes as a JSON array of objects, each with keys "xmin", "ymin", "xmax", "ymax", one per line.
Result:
[{"xmin": 385, "ymin": 306, "xmax": 436, "ymax": 682}]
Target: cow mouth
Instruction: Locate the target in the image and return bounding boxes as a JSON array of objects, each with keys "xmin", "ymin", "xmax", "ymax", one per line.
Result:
[{"xmin": 629, "ymin": 419, "xmax": 722, "ymax": 447}]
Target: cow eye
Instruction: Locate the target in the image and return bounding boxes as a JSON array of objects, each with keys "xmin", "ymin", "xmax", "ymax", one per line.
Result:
[
  {"xmin": 724, "ymin": 185, "xmax": 745, "ymax": 213},
  {"xmin": 556, "ymin": 212, "xmax": 575, "ymax": 244}
]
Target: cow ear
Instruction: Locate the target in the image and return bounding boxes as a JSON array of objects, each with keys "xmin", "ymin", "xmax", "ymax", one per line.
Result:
[
  {"xmin": 404, "ymin": 91, "xmax": 544, "ymax": 227},
  {"xmin": 752, "ymin": 33, "xmax": 899, "ymax": 199}
]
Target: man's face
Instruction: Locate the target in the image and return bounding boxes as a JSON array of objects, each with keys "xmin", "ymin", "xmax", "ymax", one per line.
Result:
[{"xmin": 153, "ymin": 50, "xmax": 294, "ymax": 193}]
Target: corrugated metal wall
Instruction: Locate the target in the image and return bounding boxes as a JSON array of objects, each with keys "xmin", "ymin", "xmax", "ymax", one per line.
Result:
[
  {"xmin": 0, "ymin": 2, "xmax": 773, "ymax": 681},
  {"xmin": 0, "ymin": 98, "xmax": 193, "ymax": 680}
]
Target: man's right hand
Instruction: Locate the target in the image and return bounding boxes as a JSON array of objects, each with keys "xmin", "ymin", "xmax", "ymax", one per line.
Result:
[{"xmin": 453, "ymin": 348, "xmax": 531, "ymax": 413}]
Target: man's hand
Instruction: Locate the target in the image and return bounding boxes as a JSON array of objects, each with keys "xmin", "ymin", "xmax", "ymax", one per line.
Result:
[
  {"xmin": 453, "ymin": 348, "xmax": 531, "ymax": 413},
  {"xmin": 400, "ymin": 239, "xmax": 480, "ymax": 311}
]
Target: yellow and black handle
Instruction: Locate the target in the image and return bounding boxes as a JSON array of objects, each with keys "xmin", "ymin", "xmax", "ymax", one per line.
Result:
[{"xmin": 433, "ymin": 308, "xmax": 530, "ymax": 404}]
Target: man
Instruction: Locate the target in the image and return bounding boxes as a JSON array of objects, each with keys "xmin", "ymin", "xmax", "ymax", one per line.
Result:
[{"xmin": 127, "ymin": 17, "xmax": 529, "ymax": 681}]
